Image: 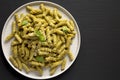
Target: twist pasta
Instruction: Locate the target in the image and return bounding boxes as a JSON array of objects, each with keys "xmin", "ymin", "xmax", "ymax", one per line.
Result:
[
  {"xmin": 50, "ymin": 67, "xmax": 57, "ymax": 75},
  {"xmin": 16, "ymin": 58, "xmax": 22, "ymax": 71},
  {"xmin": 9, "ymin": 56, "xmax": 18, "ymax": 68},
  {"xmin": 61, "ymin": 58, "xmax": 67, "ymax": 70},
  {"xmin": 5, "ymin": 3, "xmax": 76, "ymax": 76}
]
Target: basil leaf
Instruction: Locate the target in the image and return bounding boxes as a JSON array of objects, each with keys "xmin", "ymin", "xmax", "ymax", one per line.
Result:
[
  {"xmin": 62, "ymin": 26, "xmax": 68, "ymax": 33},
  {"xmin": 35, "ymin": 30, "xmax": 46, "ymax": 42},
  {"xmin": 22, "ymin": 20, "xmax": 28, "ymax": 26},
  {"xmin": 35, "ymin": 56, "xmax": 44, "ymax": 62}
]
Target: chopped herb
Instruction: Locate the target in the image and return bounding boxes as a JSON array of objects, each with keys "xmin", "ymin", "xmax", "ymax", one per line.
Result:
[
  {"xmin": 62, "ymin": 26, "xmax": 68, "ymax": 33},
  {"xmin": 35, "ymin": 30, "xmax": 46, "ymax": 42},
  {"xmin": 35, "ymin": 56, "xmax": 45, "ymax": 62},
  {"xmin": 22, "ymin": 20, "xmax": 28, "ymax": 26}
]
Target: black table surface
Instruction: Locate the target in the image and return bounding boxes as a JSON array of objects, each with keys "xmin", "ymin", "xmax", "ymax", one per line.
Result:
[{"xmin": 0, "ymin": 0, "xmax": 120, "ymax": 80}]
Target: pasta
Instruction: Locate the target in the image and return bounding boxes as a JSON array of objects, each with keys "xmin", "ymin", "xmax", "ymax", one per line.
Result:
[
  {"xmin": 50, "ymin": 60, "xmax": 63, "ymax": 69},
  {"xmin": 50, "ymin": 67, "xmax": 57, "ymax": 75},
  {"xmin": 16, "ymin": 58, "xmax": 22, "ymax": 71},
  {"xmin": 5, "ymin": 33, "xmax": 14, "ymax": 42},
  {"xmin": 12, "ymin": 45, "xmax": 18, "ymax": 58},
  {"xmin": 5, "ymin": 3, "xmax": 76, "ymax": 76},
  {"xmin": 14, "ymin": 33, "xmax": 22, "ymax": 43},
  {"xmin": 67, "ymin": 50, "xmax": 74, "ymax": 61},
  {"xmin": 9, "ymin": 56, "xmax": 18, "ymax": 68},
  {"xmin": 12, "ymin": 21, "xmax": 16, "ymax": 33},
  {"xmin": 61, "ymin": 58, "xmax": 67, "ymax": 70},
  {"xmin": 36, "ymin": 66, "xmax": 43, "ymax": 76},
  {"xmin": 22, "ymin": 63, "xmax": 30, "ymax": 73}
]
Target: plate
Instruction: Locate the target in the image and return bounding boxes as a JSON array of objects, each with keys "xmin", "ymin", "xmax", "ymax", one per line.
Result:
[{"xmin": 1, "ymin": 1, "xmax": 81, "ymax": 79}]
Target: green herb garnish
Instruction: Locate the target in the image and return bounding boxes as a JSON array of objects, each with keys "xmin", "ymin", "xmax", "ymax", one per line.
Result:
[
  {"xmin": 22, "ymin": 20, "xmax": 28, "ymax": 26},
  {"xmin": 35, "ymin": 56, "xmax": 45, "ymax": 62},
  {"xmin": 62, "ymin": 26, "xmax": 68, "ymax": 33},
  {"xmin": 35, "ymin": 30, "xmax": 46, "ymax": 42}
]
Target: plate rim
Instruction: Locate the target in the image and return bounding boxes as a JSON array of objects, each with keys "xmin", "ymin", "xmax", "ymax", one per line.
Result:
[{"xmin": 1, "ymin": 1, "xmax": 81, "ymax": 79}]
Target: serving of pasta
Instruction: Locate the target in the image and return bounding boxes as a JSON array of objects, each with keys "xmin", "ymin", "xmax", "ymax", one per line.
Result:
[{"xmin": 2, "ymin": 1, "xmax": 80, "ymax": 79}]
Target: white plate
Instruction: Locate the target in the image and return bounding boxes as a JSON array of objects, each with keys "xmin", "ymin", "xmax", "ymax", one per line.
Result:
[{"xmin": 1, "ymin": 1, "xmax": 81, "ymax": 79}]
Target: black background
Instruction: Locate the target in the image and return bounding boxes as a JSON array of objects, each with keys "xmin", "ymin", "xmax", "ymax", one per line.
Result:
[{"xmin": 0, "ymin": 0, "xmax": 120, "ymax": 80}]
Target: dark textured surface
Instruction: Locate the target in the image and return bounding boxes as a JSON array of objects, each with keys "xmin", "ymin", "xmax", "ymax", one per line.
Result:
[{"xmin": 0, "ymin": 0, "xmax": 120, "ymax": 80}]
